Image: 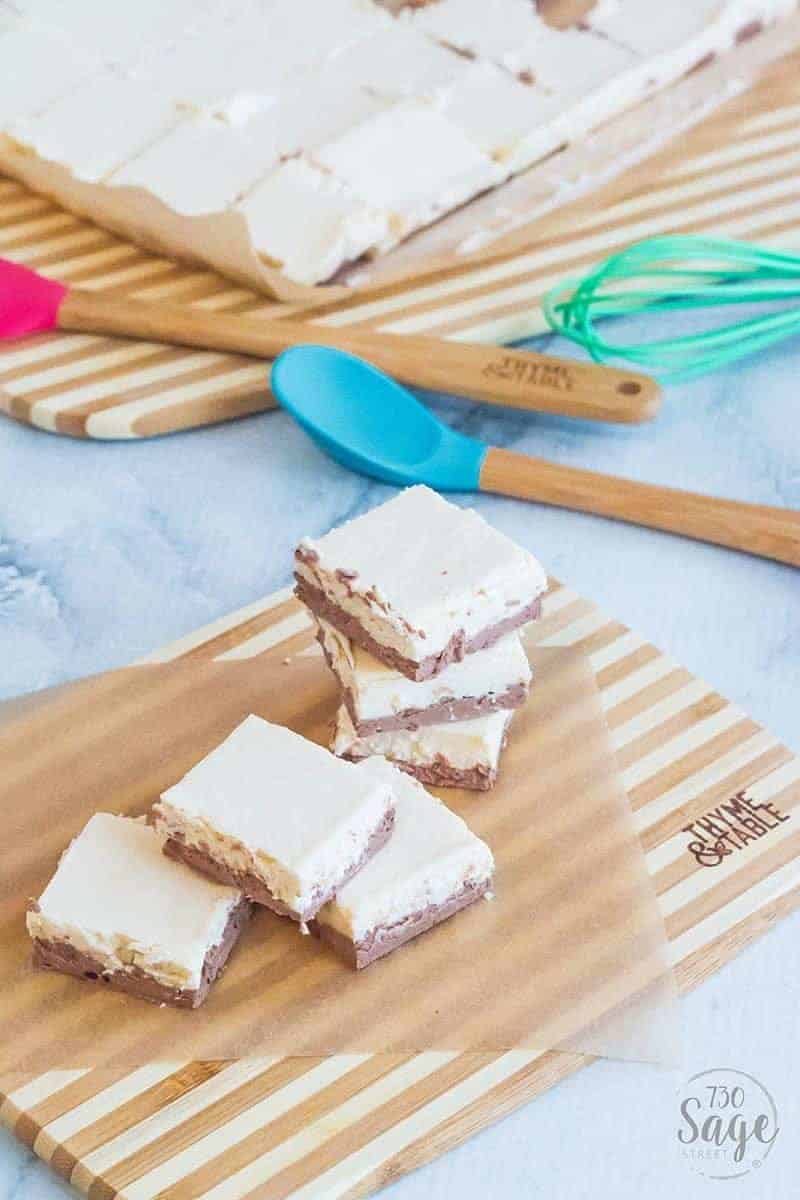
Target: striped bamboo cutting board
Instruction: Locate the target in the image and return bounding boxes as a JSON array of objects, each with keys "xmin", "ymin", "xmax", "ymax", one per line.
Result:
[
  {"xmin": 1, "ymin": 47, "xmax": 800, "ymax": 440},
  {"xmin": 1, "ymin": 578, "xmax": 798, "ymax": 1200}
]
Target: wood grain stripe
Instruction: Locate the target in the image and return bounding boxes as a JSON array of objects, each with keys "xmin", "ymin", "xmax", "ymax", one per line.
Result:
[{"xmin": 39, "ymin": 1066, "xmax": 185, "ymax": 1158}]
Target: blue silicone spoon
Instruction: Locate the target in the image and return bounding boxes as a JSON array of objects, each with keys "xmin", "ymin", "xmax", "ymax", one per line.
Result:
[{"xmin": 271, "ymin": 346, "xmax": 799, "ymax": 567}]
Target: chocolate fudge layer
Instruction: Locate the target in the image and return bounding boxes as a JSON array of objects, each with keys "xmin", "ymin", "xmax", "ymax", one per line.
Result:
[
  {"xmin": 295, "ymin": 486, "xmax": 547, "ymax": 682},
  {"xmin": 316, "ymin": 617, "xmax": 532, "ymax": 735},
  {"xmin": 311, "ymin": 878, "xmax": 491, "ymax": 968},
  {"xmin": 26, "ymin": 813, "xmax": 249, "ymax": 1007},
  {"xmin": 298, "ymin": 573, "xmax": 541, "ymax": 682},
  {"xmin": 313, "ymin": 768, "xmax": 494, "ymax": 968},
  {"xmin": 154, "ymin": 715, "xmax": 397, "ymax": 924},
  {"xmin": 334, "ymin": 704, "xmax": 513, "ymax": 793},
  {"xmin": 342, "ymin": 683, "xmax": 528, "ymax": 736},
  {"xmin": 30, "ymin": 897, "xmax": 251, "ymax": 1009},
  {"xmin": 163, "ymin": 809, "xmax": 394, "ymax": 922}
]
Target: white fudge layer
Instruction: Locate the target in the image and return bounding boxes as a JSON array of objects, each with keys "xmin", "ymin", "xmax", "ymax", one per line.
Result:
[
  {"xmin": 316, "ymin": 766, "xmax": 494, "ymax": 942},
  {"xmin": 587, "ymin": 0, "xmax": 796, "ymax": 88},
  {"xmin": 312, "ymin": 101, "xmax": 504, "ymax": 241},
  {"xmin": 26, "ymin": 813, "xmax": 243, "ymax": 992},
  {"xmin": 11, "ymin": 0, "xmax": 206, "ymax": 70},
  {"xmin": 111, "ymin": 73, "xmax": 389, "ymax": 221},
  {"xmin": 296, "ymin": 486, "xmax": 547, "ymax": 668},
  {"xmin": 135, "ymin": 0, "xmax": 386, "ymax": 127},
  {"xmin": 319, "ymin": 619, "xmax": 531, "ymax": 725},
  {"xmin": 108, "ymin": 112, "xmax": 282, "ymax": 217},
  {"xmin": 434, "ymin": 62, "xmax": 564, "ymax": 170},
  {"xmin": 335, "ymin": 705, "xmax": 513, "ymax": 774},
  {"xmin": 154, "ymin": 715, "xmax": 395, "ymax": 916},
  {"xmin": 404, "ymin": 0, "xmax": 549, "ymax": 78},
  {"xmin": 588, "ymin": 0, "xmax": 791, "ymax": 54},
  {"xmin": 0, "ymin": 20, "xmax": 100, "ymax": 127},
  {"xmin": 333, "ymin": 22, "xmax": 470, "ymax": 103},
  {"xmin": 238, "ymin": 157, "xmax": 391, "ymax": 285},
  {"xmin": 9, "ymin": 72, "xmax": 181, "ymax": 182}
]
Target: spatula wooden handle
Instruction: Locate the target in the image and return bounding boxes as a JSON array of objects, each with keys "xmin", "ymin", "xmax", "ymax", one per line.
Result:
[
  {"xmin": 57, "ymin": 288, "xmax": 660, "ymax": 424},
  {"xmin": 479, "ymin": 447, "xmax": 800, "ymax": 567}
]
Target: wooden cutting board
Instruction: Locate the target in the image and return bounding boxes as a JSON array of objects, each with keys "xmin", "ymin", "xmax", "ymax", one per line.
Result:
[
  {"xmin": 1, "ymin": 46, "xmax": 799, "ymax": 440},
  {"xmin": 2, "ymin": 578, "xmax": 798, "ymax": 1200}
]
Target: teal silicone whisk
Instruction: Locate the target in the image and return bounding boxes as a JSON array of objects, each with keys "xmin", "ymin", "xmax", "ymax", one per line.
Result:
[{"xmin": 544, "ymin": 234, "xmax": 800, "ymax": 382}]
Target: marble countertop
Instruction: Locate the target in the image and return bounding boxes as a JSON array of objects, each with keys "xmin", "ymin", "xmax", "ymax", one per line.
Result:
[{"xmin": 1, "ymin": 316, "xmax": 798, "ymax": 1200}]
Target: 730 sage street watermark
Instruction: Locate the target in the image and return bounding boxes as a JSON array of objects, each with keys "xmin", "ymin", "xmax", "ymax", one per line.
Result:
[{"xmin": 677, "ymin": 1068, "xmax": 779, "ymax": 1180}]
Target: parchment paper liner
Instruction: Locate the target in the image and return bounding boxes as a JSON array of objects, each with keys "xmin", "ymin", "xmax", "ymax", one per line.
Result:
[{"xmin": 0, "ymin": 635, "xmax": 679, "ymax": 1070}]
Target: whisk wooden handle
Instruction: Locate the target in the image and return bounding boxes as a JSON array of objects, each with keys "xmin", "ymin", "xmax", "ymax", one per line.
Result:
[
  {"xmin": 56, "ymin": 288, "xmax": 661, "ymax": 424},
  {"xmin": 480, "ymin": 447, "xmax": 800, "ymax": 567}
]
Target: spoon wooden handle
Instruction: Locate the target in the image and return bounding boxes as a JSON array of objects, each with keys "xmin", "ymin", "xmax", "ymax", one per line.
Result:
[
  {"xmin": 479, "ymin": 447, "xmax": 800, "ymax": 567},
  {"xmin": 57, "ymin": 288, "xmax": 660, "ymax": 425}
]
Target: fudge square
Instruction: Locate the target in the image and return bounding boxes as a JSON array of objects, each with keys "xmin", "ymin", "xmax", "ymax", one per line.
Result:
[
  {"xmin": 295, "ymin": 486, "xmax": 547, "ymax": 682},
  {"xmin": 311, "ymin": 766, "xmax": 494, "ymax": 968},
  {"xmin": 26, "ymin": 813, "xmax": 250, "ymax": 1009},
  {"xmin": 154, "ymin": 715, "xmax": 396, "ymax": 924},
  {"xmin": 334, "ymin": 703, "xmax": 513, "ymax": 792},
  {"xmin": 317, "ymin": 617, "xmax": 532, "ymax": 735}
]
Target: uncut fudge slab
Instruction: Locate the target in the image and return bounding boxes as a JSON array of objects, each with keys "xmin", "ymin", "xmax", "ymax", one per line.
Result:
[
  {"xmin": 311, "ymin": 766, "xmax": 494, "ymax": 968},
  {"xmin": 334, "ymin": 704, "xmax": 513, "ymax": 792},
  {"xmin": 295, "ymin": 486, "xmax": 547, "ymax": 682},
  {"xmin": 26, "ymin": 813, "xmax": 250, "ymax": 1009},
  {"xmin": 153, "ymin": 714, "xmax": 396, "ymax": 923},
  {"xmin": 318, "ymin": 618, "xmax": 532, "ymax": 735}
]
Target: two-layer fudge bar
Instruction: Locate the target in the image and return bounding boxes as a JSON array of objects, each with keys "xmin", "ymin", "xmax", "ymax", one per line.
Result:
[
  {"xmin": 334, "ymin": 704, "xmax": 513, "ymax": 791},
  {"xmin": 153, "ymin": 715, "xmax": 396, "ymax": 923},
  {"xmin": 295, "ymin": 486, "xmax": 547, "ymax": 681},
  {"xmin": 317, "ymin": 617, "xmax": 531, "ymax": 734},
  {"xmin": 311, "ymin": 766, "xmax": 494, "ymax": 967},
  {"xmin": 26, "ymin": 813, "xmax": 250, "ymax": 1008}
]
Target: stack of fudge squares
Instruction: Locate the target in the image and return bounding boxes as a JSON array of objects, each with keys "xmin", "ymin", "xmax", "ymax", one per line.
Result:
[
  {"xmin": 26, "ymin": 488, "xmax": 546, "ymax": 1008},
  {"xmin": 295, "ymin": 486, "xmax": 548, "ymax": 790}
]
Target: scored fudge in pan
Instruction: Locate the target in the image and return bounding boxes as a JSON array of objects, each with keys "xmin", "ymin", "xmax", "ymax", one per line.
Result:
[
  {"xmin": 27, "ymin": 813, "xmax": 250, "ymax": 1009},
  {"xmin": 311, "ymin": 765, "xmax": 495, "ymax": 968},
  {"xmin": 295, "ymin": 485, "xmax": 547, "ymax": 682},
  {"xmin": 153, "ymin": 714, "xmax": 396, "ymax": 924},
  {"xmin": 334, "ymin": 703, "xmax": 513, "ymax": 792},
  {"xmin": 317, "ymin": 617, "xmax": 532, "ymax": 735}
]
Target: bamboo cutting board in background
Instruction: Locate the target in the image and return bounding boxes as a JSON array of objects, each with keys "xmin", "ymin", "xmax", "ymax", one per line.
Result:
[
  {"xmin": 1, "ymin": 40, "xmax": 799, "ymax": 440},
  {"xmin": 1, "ymin": 578, "xmax": 799, "ymax": 1200}
]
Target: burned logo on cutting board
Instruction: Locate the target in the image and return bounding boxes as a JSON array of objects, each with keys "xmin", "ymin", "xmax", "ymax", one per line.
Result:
[{"xmin": 682, "ymin": 790, "xmax": 790, "ymax": 868}]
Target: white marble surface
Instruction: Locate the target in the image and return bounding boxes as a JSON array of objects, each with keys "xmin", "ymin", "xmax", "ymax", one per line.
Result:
[{"xmin": 1, "ymin": 314, "xmax": 798, "ymax": 1199}]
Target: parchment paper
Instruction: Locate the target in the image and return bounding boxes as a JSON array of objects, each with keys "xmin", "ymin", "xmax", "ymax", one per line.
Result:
[{"xmin": 0, "ymin": 636, "xmax": 679, "ymax": 1071}]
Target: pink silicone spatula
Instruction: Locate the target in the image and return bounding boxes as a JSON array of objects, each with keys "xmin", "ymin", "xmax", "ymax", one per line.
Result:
[{"xmin": 0, "ymin": 257, "xmax": 660, "ymax": 424}]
